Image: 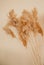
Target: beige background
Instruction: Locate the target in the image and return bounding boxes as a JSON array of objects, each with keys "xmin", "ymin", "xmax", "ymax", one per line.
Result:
[{"xmin": 0, "ymin": 0, "xmax": 44, "ymax": 65}]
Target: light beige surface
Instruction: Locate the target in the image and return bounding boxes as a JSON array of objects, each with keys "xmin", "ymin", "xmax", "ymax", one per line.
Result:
[{"xmin": 0, "ymin": 0, "xmax": 44, "ymax": 65}]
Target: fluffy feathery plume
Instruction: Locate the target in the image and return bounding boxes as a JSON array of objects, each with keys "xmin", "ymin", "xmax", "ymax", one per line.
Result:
[{"xmin": 3, "ymin": 8, "xmax": 43, "ymax": 46}]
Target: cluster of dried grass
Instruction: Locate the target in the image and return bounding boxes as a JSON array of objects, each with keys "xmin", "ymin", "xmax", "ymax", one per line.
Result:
[{"xmin": 3, "ymin": 8, "xmax": 43, "ymax": 46}]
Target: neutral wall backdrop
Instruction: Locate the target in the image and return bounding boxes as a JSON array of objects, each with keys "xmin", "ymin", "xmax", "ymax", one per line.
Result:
[{"xmin": 0, "ymin": 0, "xmax": 44, "ymax": 65}]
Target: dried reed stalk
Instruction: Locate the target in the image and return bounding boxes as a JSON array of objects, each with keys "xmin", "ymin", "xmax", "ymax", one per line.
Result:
[{"xmin": 3, "ymin": 8, "xmax": 43, "ymax": 65}]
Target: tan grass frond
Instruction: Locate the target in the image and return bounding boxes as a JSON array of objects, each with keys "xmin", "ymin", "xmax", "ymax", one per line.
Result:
[{"xmin": 3, "ymin": 8, "xmax": 43, "ymax": 46}]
